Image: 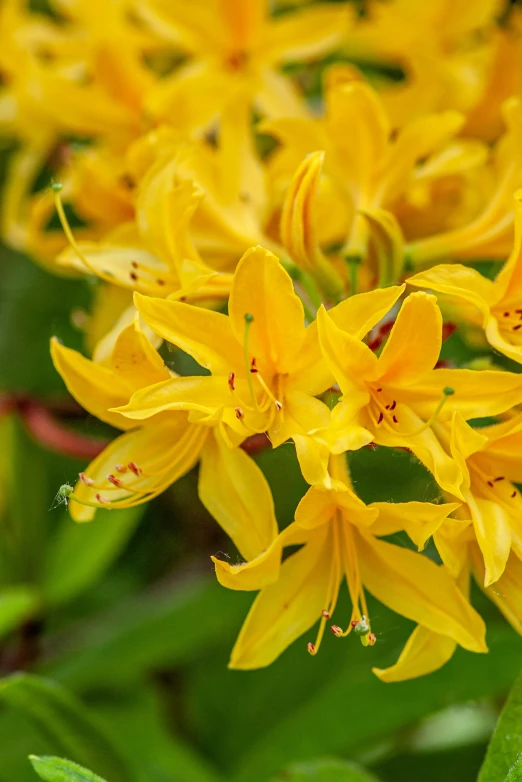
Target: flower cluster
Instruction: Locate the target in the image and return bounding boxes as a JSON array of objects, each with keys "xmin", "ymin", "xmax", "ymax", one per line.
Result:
[{"xmin": 5, "ymin": 0, "xmax": 522, "ymax": 681}]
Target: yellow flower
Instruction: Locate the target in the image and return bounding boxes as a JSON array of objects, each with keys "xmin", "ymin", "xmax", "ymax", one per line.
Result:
[
  {"xmin": 406, "ymin": 98, "xmax": 522, "ymax": 267},
  {"xmin": 341, "ymin": 0, "xmax": 501, "ymax": 128},
  {"xmin": 432, "ymin": 412, "xmax": 522, "ymax": 587},
  {"xmin": 138, "ymin": 0, "xmax": 352, "ymax": 129},
  {"xmin": 51, "ymin": 320, "xmax": 278, "ymax": 561},
  {"xmin": 116, "ymin": 246, "xmax": 405, "ymax": 482},
  {"xmin": 408, "ymin": 192, "xmax": 522, "ymax": 364},
  {"xmin": 268, "ymin": 69, "xmax": 478, "ymax": 288},
  {"xmin": 213, "ymin": 457, "xmax": 486, "ymax": 671},
  {"xmin": 318, "ymin": 291, "xmax": 522, "ymax": 497}
]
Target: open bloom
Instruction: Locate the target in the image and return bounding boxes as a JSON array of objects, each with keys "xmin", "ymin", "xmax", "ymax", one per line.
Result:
[
  {"xmin": 317, "ymin": 291, "xmax": 522, "ymax": 496},
  {"xmin": 408, "ymin": 192, "xmax": 522, "ymax": 364},
  {"xmin": 213, "ymin": 459, "xmax": 486, "ymax": 672},
  {"xmin": 51, "ymin": 318, "xmax": 278, "ymax": 562},
  {"xmin": 116, "ymin": 246, "xmax": 408, "ymax": 483},
  {"xmin": 138, "ymin": 0, "xmax": 352, "ymax": 129},
  {"xmin": 265, "ymin": 69, "xmax": 482, "ymax": 273},
  {"xmin": 375, "ymin": 411, "xmax": 522, "ymax": 682},
  {"xmin": 406, "ymin": 97, "xmax": 522, "ymax": 266}
]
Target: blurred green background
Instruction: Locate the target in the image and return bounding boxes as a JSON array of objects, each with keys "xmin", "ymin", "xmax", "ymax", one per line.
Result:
[{"xmin": 1, "ymin": 233, "xmax": 522, "ymax": 782}]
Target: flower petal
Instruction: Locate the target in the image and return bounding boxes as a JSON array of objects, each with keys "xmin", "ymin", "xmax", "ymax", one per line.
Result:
[
  {"xmin": 114, "ymin": 376, "xmax": 232, "ymax": 420},
  {"xmin": 357, "ymin": 531, "xmax": 487, "ymax": 653},
  {"xmin": 373, "ymin": 625, "xmax": 457, "ymax": 683},
  {"xmin": 317, "ymin": 305, "xmax": 378, "ymax": 394},
  {"xmin": 370, "ymin": 501, "xmax": 461, "ymax": 550},
  {"xmin": 377, "ymin": 292, "xmax": 442, "ymax": 386},
  {"xmin": 228, "ymin": 246, "xmax": 306, "ymax": 373},
  {"xmin": 229, "ymin": 527, "xmax": 331, "ymax": 669},
  {"xmin": 199, "ymin": 430, "xmax": 278, "ymax": 561},
  {"xmin": 50, "ymin": 338, "xmax": 134, "ymax": 431},
  {"xmin": 328, "ymin": 284, "xmax": 405, "ymax": 338},
  {"xmin": 408, "ymin": 264, "xmax": 495, "ymax": 320},
  {"xmin": 464, "ymin": 489, "xmax": 512, "ymax": 587},
  {"xmin": 134, "ymin": 293, "xmax": 242, "ymax": 374}
]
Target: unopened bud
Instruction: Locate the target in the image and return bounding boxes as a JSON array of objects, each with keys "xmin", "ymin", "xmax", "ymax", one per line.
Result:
[
  {"xmin": 331, "ymin": 625, "xmax": 343, "ymax": 637},
  {"xmin": 306, "ymin": 642, "xmax": 316, "ymax": 656}
]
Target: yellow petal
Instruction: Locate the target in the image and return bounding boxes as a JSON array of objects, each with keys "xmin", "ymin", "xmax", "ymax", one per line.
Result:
[
  {"xmin": 464, "ymin": 489, "xmax": 512, "ymax": 587},
  {"xmin": 485, "ymin": 316, "xmax": 522, "ymax": 365},
  {"xmin": 448, "ymin": 411, "xmax": 488, "ymax": 490},
  {"xmin": 212, "ymin": 522, "xmax": 305, "ymax": 592},
  {"xmin": 370, "ymin": 501, "xmax": 461, "ymax": 550},
  {"xmin": 265, "ymin": 3, "xmax": 351, "ymax": 63},
  {"xmin": 328, "ymin": 284, "xmax": 405, "ymax": 338},
  {"xmin": 398, "ymin": 368, "xmax": 522, "ymax": 421},
  {"xmin": 229, "ymin": 527, "xmax": 331, "ymax": 669},
  {"xmin": 407, "ymin": 264, "xmax": 494, "ymax": 322},
  {"xmin": 110, "ymin": 319, "xmax": 170, "ymax": 391},
  {"xmin": 50, "ymin": 338, "xmax": 134, "ymax": 431},
  {"xmin": 373, "ymin": 625, "xmax": 457, "ymax": 683},
  {"xmin": 475, "ymin": 550, "xmax": 522, "ymax": 635},
  {"xmin": 317, "ymin": 306, "xmax": 377, "ymax": 394},
  {"xmin": 228, "ymin": 246, "xmax": 305, "ymax": 373},
  {"xmin": 134, "ymin": 293, "xmax": 242, "ymax": 374},
  {"xmin": 293, "ymin": 434, "xmax": 330, "ymax": 487},
  {"xmin": 295, "ymin": 483, "xmax": 376, "ymax": 530},
  {"xmin": 280, "ymin": 151, "xmax": 344, "ymax": 297},
  {"xmin": 70, "ymin": 417, "xmax": 207, "ymax": 522},
  {"xmin": 356, "ymin": 530, "xmax": 487, "ymax": 652},
  {"xmin": 113, "ymin": 376, "xmax": 232, "ymax": 420},
  {"xmin": 199, "ymin": 430, "xmax": 278, "ymax": 561},
  {"xmin": 377, "ymin": 292, "xmax": 442, "ymax": 387}
]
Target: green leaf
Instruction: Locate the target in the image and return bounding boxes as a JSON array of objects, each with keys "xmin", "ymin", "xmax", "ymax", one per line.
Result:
[
  {"xmin": 506, "ymin": 757, "xmax": 522, "ymax": 782},
  {"xmin": 44, "ymin": 578, "xmax": 249, "ymax": 691},
  {"xmin": 0, "ymin": 585, "xmax": 39, "ymax": 638},
  {"xmin": 43, "ymin": 506, "xmax": 143, "ymax": 605},
  {"xmin": 478, "ymin": 669, "xmax": 522, "ymax": 782},
  {"xmin": 272, "ymin": 758, "xmax": 380, "ymax": 781},
  {"xmin": 0, "ymin": 674, "xmax": 127, "ymax": 781},
  {"xmin": 29, "ymin": 756, "xmax": 108, "ymax": 782}
]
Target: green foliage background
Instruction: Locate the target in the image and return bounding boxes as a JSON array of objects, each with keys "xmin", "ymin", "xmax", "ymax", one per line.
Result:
[{"xmin": 0, "ymin": 238, "xmax": 522, "ymax": 782}]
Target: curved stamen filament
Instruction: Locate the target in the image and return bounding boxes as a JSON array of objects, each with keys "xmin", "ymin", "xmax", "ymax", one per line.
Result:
[
  {"xmin": 402, "ymin": 387, "xmax": 454, "ymax": 437},
  {"xmin": 308, "ymin": 517, "xmax": 341, "ymax": 655},
  {"xmin": 51, "ymin": 182, "xmax": 170, "ymax": 294}
]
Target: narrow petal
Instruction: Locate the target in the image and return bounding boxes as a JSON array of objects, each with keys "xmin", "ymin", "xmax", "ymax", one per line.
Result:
[
  {"xmin": 293, "ymin": 433, "xmax": 330, "ymax": 486},
  {"xmin": 475, "ymin": 550, "xmax": 522, "ymax": 635},
  {"xmin": 373, "ymin": 625, "xmax": 457, "ymax": 683},
  {"xmin": 229, "ymin": 528, "xmax": 331, "ymax": 669},
  {"xmin": 110, "ymin": 319, "xmax": 171, "ymax": 391},
  {"xmin": 328, "ymin": 285, "xmax": 405, "ymax": 338},
  {"xmin": 134, "ymin": 293, "xmax": 242, "ymax": 374},
  {"xmin": 408, "ymin": 264, "xmax": 495, "ymax": 321},
  {"xmin": 370, "ymin": 501, "xmax": 461, "ymax": 550},
  {"xmin": 398, "ymin": 368, "xmax": 522, "ymax": 421},
  {"xmin": 228, "ymin": 246, "xmax": 306, "ymax": 373},
  {"xmin": 114, "ymin": 376, "xmax": 232, "ymax": 420},
  {"xmin": 357, "ymin": 531, "xmax": 487, "ymax": 652},
  {"xmin": 50, "ymin": 338, "xmax": 134, "ymax": 431},
  {"xmin": 377, "ymin": 292, "xmax": 442, "ymax": 386},
  {"xmin": 212, "ymin": 523, "xmax": 305, "ymax": 592},
  {"xmin": 317, "ymin": 306, "xmax": 377, "ymax": 395},
  {"xmin": 464, "ymin": 489, "xmax": 512, "ymax": 587},
  {"xmin": 264, "ymin": 4, "xmax": 351, "ymax": 63},
  {"xmin": 199, "ymin": 431, "xmax": 278, "ymax": 561}
]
